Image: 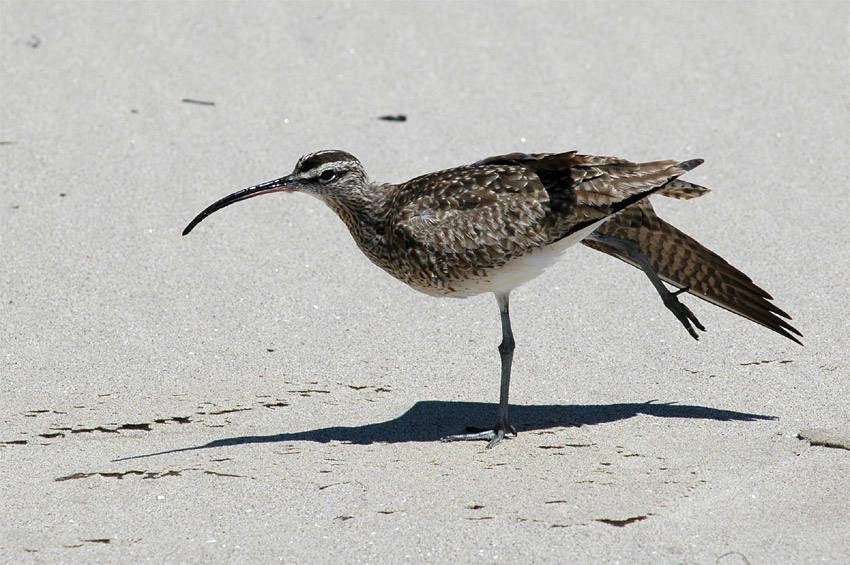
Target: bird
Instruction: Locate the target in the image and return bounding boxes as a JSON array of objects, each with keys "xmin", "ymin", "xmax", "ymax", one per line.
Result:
[{"xmin": 183, "ymin": 149, "xmax": 802, "ymax": 448}]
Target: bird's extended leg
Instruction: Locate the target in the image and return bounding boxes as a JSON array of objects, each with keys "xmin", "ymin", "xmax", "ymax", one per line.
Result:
[
  {"xmin": 442, "ymin": 292, "xmax": 518, "ymax": 448},
  {"xmin": 584, "ymin": 232, "xmax": 706, "ymax": 339}
]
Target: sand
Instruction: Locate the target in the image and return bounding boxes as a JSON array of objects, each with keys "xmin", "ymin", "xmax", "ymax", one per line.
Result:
[{"xmin": 1, "ymin": 1, "xmax": 848, "ymax": 563}]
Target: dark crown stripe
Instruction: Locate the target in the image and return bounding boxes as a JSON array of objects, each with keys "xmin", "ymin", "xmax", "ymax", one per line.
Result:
[{"xmin": 298, "ymin": 150, "xmax": 356, "ymax": 173}]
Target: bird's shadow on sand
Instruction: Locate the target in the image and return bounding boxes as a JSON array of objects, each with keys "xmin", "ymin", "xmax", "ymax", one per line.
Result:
[{"xmin": 115, "ymin": 400, "xmax": 775, "ymax": 461}]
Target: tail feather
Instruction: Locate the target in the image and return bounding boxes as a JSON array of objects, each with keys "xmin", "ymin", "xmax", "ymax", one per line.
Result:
[{"xmin": 658, "ymin": 178, "xmax": 710, "ymax": 200}]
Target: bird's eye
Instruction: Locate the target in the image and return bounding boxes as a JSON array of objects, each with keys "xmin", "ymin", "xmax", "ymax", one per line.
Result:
[{"xmin": 319, "ymin": 169, "xmax": 336, "ymax": 183}]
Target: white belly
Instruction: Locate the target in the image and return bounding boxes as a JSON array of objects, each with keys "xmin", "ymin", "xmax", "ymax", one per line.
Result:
[{"xmin": 423, "ymin": 218, "xmax": 607, "ymax": 298}]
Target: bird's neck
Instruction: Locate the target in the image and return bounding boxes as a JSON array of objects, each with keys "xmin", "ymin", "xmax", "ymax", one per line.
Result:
[{"xmin": 324, "ymin": 182, "xmax": 397, "ymax": 265}]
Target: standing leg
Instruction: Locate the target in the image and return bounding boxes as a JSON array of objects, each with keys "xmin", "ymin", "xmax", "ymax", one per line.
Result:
[
  {"xmin": 493, "ymin": 291, "xmax": 518, "ymax": 446},
  {"xmin": 442, "ymin": 291, "xmax": 518, "ymax": 448}
]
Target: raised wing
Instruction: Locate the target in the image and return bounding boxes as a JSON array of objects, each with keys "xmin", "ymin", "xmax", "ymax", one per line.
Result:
[{"xmin": 583, "ymin": 200, "xmax": 803, "ymax": 344}]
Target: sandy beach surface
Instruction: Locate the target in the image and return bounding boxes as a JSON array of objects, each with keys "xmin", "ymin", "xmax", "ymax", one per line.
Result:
[{"xmin": 2, "ymin": 1, "xmax": 848, "ymax": 563}]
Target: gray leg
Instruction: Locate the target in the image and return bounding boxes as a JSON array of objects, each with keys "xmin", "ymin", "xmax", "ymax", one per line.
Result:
[
  {"xmin": 442, "ymin": 292, "xmax": 518, "ymax": 448},
  {"xmin": 585, "ymin": 232, "xmax": 706, "ymax": 339}
]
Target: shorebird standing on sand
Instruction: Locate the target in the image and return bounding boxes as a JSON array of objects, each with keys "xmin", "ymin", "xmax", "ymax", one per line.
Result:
[{"xmin": 183, "ymin": 150, "xmax": 801, "ymax": 448}]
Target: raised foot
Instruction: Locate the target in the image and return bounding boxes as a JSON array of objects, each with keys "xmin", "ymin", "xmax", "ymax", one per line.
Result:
[
  {"xmin": 662, "ymin": 286, "xmax": 706, "ymax": 340},
  {"xmin": 442, "ymin": 421, "xmax": 518, "ymax": 449}
]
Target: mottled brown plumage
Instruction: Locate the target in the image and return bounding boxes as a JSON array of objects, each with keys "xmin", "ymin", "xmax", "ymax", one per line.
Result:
[
  {"xmin": 184, "ymin": 149, "xmax": 801, "ymax": 448},
  {"xmin": 583, "ymin": 200, "xmax": 802, "ymax": 344}
]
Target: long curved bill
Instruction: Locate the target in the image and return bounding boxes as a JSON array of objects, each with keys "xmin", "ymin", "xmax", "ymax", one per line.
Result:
[{"xmin": 182, "ymin": 173, "xmax": 299, "ymax": 236}]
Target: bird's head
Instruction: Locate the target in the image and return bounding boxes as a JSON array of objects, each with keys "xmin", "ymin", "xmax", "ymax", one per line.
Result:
[{"xmin": 182, "ymin": 150, "xmax": 368, "ymax": 236}]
